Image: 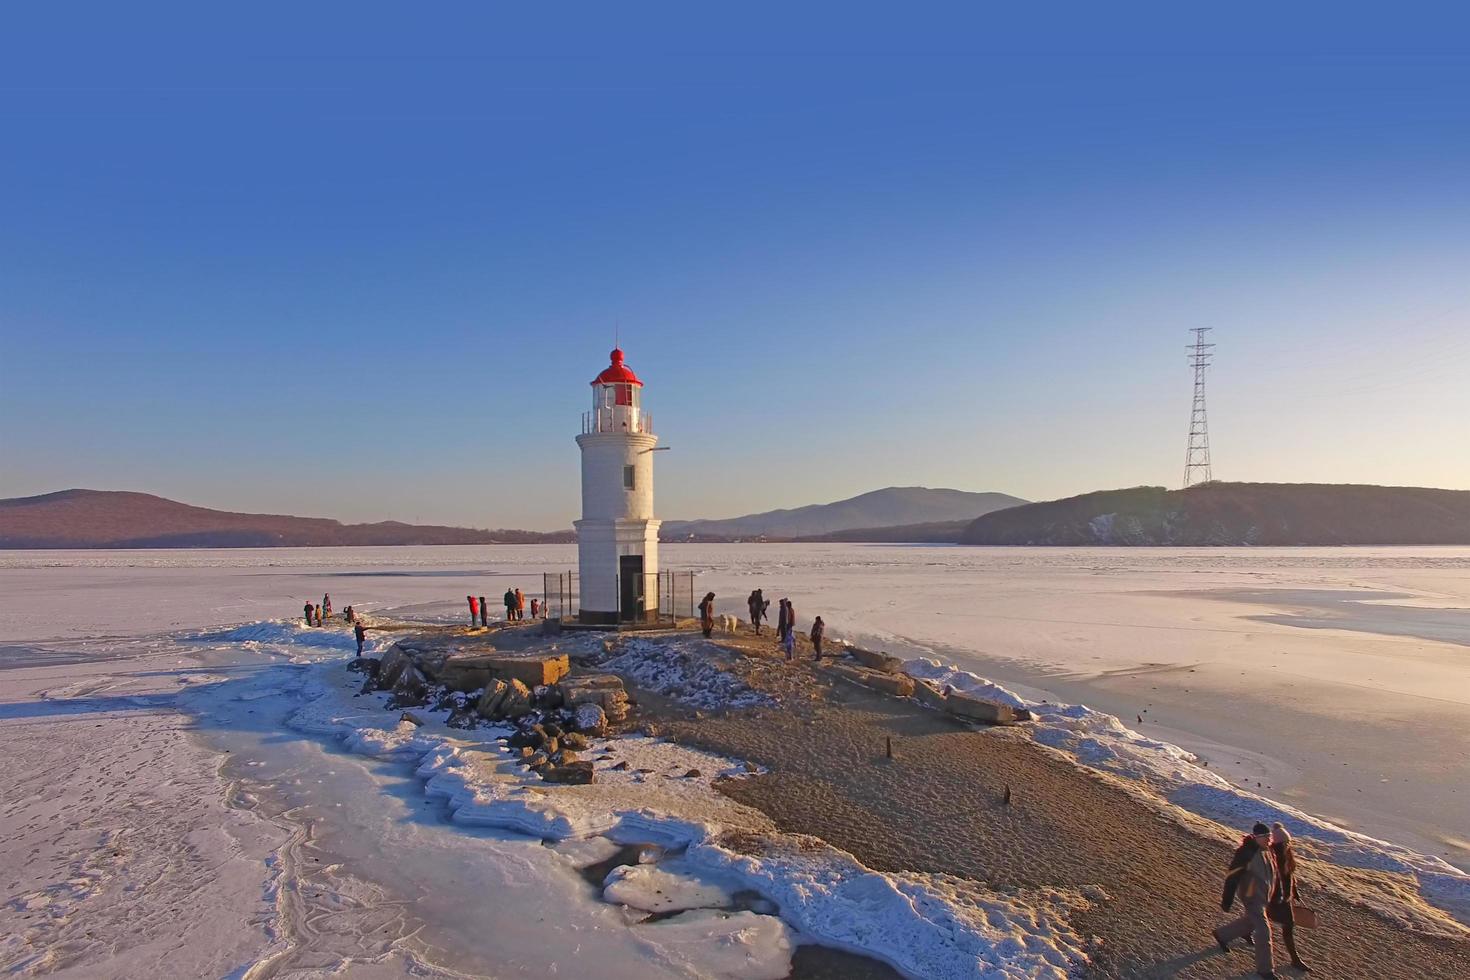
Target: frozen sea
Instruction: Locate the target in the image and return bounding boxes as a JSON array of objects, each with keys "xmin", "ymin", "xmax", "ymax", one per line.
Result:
[{"xmin": 2, "ymin": 544, "xmax": 1468, "ymax": 976}]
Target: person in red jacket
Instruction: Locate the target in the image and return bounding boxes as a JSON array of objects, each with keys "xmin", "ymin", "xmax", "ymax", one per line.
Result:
[{"xmin": 467, "ymin": 595, "xmax": 479, "ymax": 626}]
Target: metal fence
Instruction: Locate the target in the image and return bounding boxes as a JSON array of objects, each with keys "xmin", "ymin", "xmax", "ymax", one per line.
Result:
[
  {"xmin": 542, "ymin": 569, "xmax": 696, "ymax": 625},
  {"xmin": 543, "ymin": 571, "xmax": 579, "ymax": 621}
]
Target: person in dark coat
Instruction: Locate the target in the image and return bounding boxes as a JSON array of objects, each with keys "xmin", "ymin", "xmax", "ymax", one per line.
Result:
[
  {"xmin": 747, "ymin": 590, "xmax": 766, "ymax": 635},
  {"xmin": 1214, "ymin": 822, "xmax": 1278, "ymax": 977},
  {"xmin": 354, "ymin": 620, "xmax": 367, "ymax": 657},
  {"xmin": 698, "ymin": 592, "xmax": 716, "ymax": 638},
  {"xmin": 344, "ymin": 605, "xmax": 355, "ymax": 624},
  {"xmin": 504, "ymin": 588, "xmax": 517, "ymax": 622},
  {"xmin": 478, "ymin": 596, "xmax": 489, "ymax": 627},
  {"xmin": 467, "ymin": 595, "xmax": 479, "ymax": 626},
  {"xmin": 776, "ymin": 599, "xmax": 790, "ymax": 641},
  {"xmin": 810, "ymin": 616, "xmax": 825, "ymax": 660},
  {"xmin": 304, "ymin": 601, "xmax": 315, "ymax": 627},
  {"xmin": 1269, "ymin": 823, "xmax": 1310, "ymax": 972}
]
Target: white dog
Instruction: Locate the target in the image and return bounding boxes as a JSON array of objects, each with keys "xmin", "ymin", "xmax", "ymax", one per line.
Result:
[{"xmin": 719, "ymin": 614, "xmax": 739, "ymax": 634}]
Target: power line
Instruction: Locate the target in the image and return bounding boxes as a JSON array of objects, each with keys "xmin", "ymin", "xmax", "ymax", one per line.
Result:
[{"xmin": 1183, "ymin": 328, "xmax": 1215, "ymax": 489}]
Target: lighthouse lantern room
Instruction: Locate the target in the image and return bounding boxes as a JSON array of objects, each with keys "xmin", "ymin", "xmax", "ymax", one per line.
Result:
[{"xmin": 575, "ymin": 348, "xmax": 661, "ymax": 623}]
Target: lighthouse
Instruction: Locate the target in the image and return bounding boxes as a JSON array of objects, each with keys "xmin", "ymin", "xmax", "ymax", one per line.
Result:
[{"xmin": 574, "ymin": 348, "xmax": 661, "ymax": 624}]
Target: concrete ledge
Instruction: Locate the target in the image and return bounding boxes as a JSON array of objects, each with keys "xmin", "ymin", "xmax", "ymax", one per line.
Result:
[
  {"xmin": 825, "ymin": 662, "xmax": 915, "ymax": 698},
  {"xmin": 437, "ymin": 651, "xmax": 569, "ymax": 691},
  {"xmin": 847, "ymin": 646, "xmax": 904, "ymax": 674},
  {"xmin": 942, "ymin": 691, "xmax": 1031, "ymax": 726}
]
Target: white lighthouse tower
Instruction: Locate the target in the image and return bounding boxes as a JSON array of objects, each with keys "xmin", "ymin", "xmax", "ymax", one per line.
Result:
[{"xmin": 574, "ymin": 348, "xmax": 661, "ymax": 624}]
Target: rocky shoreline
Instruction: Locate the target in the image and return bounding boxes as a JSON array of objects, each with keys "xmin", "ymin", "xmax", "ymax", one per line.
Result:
[{"xmin": 339, "ymin": 616, "xmax": 1470, "ymax": 979}]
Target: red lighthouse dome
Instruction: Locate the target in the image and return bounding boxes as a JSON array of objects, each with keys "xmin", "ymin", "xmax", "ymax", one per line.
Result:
[{"xmin": 592, "ymin": 348, "xmax": 643, "ymax": 387}]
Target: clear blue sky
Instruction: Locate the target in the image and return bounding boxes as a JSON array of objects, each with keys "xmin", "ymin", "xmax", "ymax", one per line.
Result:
[{"xmin": 3, "ymin": 5, "xmax": 1468, "ymax": 530}]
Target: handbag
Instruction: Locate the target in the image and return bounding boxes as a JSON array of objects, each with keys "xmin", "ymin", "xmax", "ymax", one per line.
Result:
[{"xmin": 1292, "ymin": 903, "xmax": 1318, "ymax": 929}]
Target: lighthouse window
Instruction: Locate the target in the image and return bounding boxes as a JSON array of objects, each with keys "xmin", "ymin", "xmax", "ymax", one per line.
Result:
[
  {"xmin": 623, "ymin": 465, "xmax": 635, "ymax": 490},
  {"xmin": 615, "ymin": 384, "xmax": 634, "ymax": 406}
]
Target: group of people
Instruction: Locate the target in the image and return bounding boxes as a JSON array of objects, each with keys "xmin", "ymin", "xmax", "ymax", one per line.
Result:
[
  {"xmin": 466, "ymin": 589, "xmax": 541, "ymax": 627},
  {"xmin": 300, "ymin": 594, "xmax": 369, "ymax": 655},
  {"xmin": 1214, "ymin": 820, "xmax": 1311, "ymax": 977},
  {"xmin": 302, "ymin": 594, "xmax": 357, "ymax": 628},
  {"xmin": 693, "ymin": 589, "xmax": 825, "ymax": 662}
]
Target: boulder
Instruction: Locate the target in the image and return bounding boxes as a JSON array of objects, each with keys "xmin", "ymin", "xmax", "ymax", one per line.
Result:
[
  {"xmin": 377, "ymin": 645, "xmax": 414, "ymax": 689},
  {"xmin": 445, "ymin": 706, "xmax": 479, "ymax": 730},
  {"xmin": 558, "ymin": 750, "xmax": 582, "ymax": 765},
  {"xmin": 399, "ymin": 711, "xmax": 426, "ymax": 727},
  {"xmin": 849, "ymin": 647, "xmax": 904, "ymax": 674},
  {"xmin": 524, "ymin": 752, "xmax": 549, "ymax": 769},
  {"xmin": 389, "ymin": 666, "xmax": 430, "ymax": 707},
  {"xmin": 497, "ymin": 679, "xmax": 535, "ymax": 719},
  {"xmin": 346, "ymin": 657, "xmax": 380, "ymax": 676},
  {"xmin": 475, "ymin": 679, "xmax": 510, "ymax": 718},
  {"xmin": 542, "ymin": 736, "xmax": 560, "ymax": 757},
  {"xmin": 943, "ymin": 692, "xmax": 1030, "ymax": 726},
  {"xmin": 506, "ymin": 724, "xmax": 542, "ymax": 749},
  {"xmin": 541, "ymin": 761, "xmax": 595, "ymax": 785},
  {"xmin": 573, "ymin": 702, "xmax": 608, "ymax": 736},
  {"xmin": 559, "ymin": 675, "xmax": 630, "ymax": 723},
  {"xmin": 561, "ymin": 732, "xmax": 590, "ymax": 751}
]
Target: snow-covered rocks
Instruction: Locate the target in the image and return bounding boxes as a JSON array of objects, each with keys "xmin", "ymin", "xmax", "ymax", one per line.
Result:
[
  {"xmin": 574, "ymin": 701, "xmax": 609, "ymax": 736},
  {"xmin": 600, "ymin": 638, "xmax": 772, "ymax": 710}
]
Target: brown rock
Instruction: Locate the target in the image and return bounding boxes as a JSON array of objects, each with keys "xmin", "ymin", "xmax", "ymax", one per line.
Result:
[
  {"xmin": 475, "ymin": 679, "xmax": 510, "ymax": 718},
  {"xmin": 541, "ymin": 761, "xmax": 595, "ymax": 785}
]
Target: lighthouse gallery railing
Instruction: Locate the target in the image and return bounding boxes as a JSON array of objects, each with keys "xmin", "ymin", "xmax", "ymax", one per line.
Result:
[{"xmin": 581, "ymin": 409, "xmax": 653, "ymax": 435}]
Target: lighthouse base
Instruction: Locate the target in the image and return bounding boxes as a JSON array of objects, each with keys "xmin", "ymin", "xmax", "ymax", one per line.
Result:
[{"xmin": 573, "ymin": 518, "xmax": 661, "ymax": 624}]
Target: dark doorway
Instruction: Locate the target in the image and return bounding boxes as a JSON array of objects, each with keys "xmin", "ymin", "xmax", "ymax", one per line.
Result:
[{"xmin": 618, "ymin": 555, "xmax": 644, "ymax": 621}]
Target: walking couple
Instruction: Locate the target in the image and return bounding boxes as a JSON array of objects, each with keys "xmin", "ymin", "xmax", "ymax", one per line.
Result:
[{"xmin": 1214, "ymin": 821, "xmax": 1311, "ymax": 977}]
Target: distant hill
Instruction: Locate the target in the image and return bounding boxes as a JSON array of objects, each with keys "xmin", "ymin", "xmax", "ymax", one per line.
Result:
[
  {"xmin": 795, "ymin": 519, "xmax": 975, "ymax": 544},
  {"xmin": 663, "ymin": 487, "xmax": 1027, "ymax": 541},
  {"xmin": 958, "ymin": 483, "xmax": 1470, "ymax": 546},
  {"xmin": 0, "ymin": 490, "xmax": 575, "ymax": 549}
]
